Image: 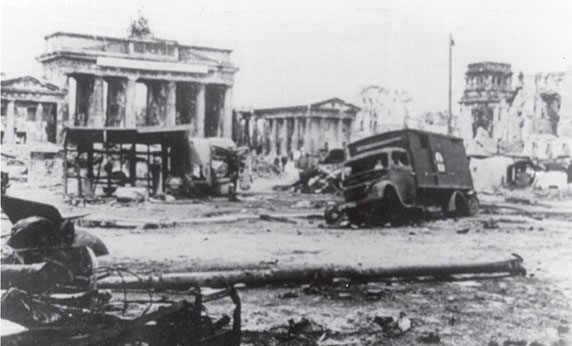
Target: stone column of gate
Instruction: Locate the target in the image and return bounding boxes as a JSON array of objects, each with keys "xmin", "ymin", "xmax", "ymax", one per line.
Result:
[
  {"xmin": 223, "ymin": 86, "xmax": 233, "ymax": 138},
  {"xmin": 195, "ymin": 84, "xmax": 206, "ymax": 137},
  {"xmin": 292, "ymin": 117, "xmax": 299, "ymax": 153},
  {"xmin": 55, "ymin": 76, "xmax": 69, "ymax": 143},
  {"xmin": 35, "ymin": 103, "xmax": 44, "ymax": 143},
  {"xmin": 124, "ymin": 77, "xmax": 137, "ymax": 127},
  {"xmin": 88, "ymin": 76, "xmax": 105, "ymax": 127},
  {"xmin": 269, "ymin": 118, "xmax": 277, "ymax": 156},
  {"xmin": 280, "ymin": 118, "xmax": 288, "ymax": 157},
  {"xmin": 316, "ymin": 117, "xmax": 324, "ymax": 152},
  {"xmin": 337, "ymin": 117, "xmax": 344, "ymax": 148},
  {"xmin": 304, "ymin": 117, "xmax": 313, "ymax": 153},
  {"xmin": 56, "ymin": 102, "xmax": 66, "ymax": 143},
  {"xmin": 166, "ymin": 81, "xmax": 177, "ymax": 126},
  {"xmin": 252, "ymin": 114, "xmax": 259, "ymax": 150},
  {"xmin": 5, "ymin": 100, "xmax": 16, "ymax": 144}
]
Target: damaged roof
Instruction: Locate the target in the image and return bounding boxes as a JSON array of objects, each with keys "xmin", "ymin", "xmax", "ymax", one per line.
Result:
[{"xmin": 251, "ymin": 97, "xmax": 361, "ymax": 115}]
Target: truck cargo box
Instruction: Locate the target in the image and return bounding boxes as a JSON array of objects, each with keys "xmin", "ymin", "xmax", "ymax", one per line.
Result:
[{"xmin": 348, "ymin": 129, "xmax": 473, "ymax": 190}]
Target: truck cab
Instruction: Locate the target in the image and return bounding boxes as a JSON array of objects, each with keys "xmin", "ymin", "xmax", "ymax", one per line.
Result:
[
  {"xmin": 342, "ymin": 147, "xmax": 416, "ymax": 207},
  {"xmin": 326, "ymin": 129, "xmax": 478, "ymax": 226}
]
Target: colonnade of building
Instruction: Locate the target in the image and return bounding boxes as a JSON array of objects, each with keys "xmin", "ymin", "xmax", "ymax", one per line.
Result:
[
  {"xmin": 246, "ymin": 116, "xmax": 350, "ymax": 157},
  {"xmin": 71, "ymin": 74, "xmax": 233, "ymax": 138}
]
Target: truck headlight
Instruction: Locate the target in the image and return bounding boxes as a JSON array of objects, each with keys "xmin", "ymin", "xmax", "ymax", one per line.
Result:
[{"xmin": 342, "ymin": 166, "xmax": 352, "ymax": 179}]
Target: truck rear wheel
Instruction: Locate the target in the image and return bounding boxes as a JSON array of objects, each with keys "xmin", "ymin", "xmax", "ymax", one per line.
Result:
[
  {"xmin": 465, "ymin": 194, "xmax": 479, "ymax": 216},
  {"xmin": 451, "ymin": 192, "xmax": 479, "ymax": 217}
]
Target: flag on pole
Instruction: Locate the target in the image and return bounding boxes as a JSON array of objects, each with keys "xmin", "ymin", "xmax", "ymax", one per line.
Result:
[{"xmin": 450, "ymin": 34, "xmax": 455, "ymax": 46}]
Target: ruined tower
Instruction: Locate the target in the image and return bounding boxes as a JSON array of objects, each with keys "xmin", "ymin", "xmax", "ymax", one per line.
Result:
[{"xmin": 459, "ymin": 62, "xmax": 514, "ymax": 139}]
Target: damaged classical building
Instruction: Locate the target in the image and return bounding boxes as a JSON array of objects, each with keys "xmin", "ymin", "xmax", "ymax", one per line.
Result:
[
  {"xmin": 37, "ymin": 31, "xmax": 238, "ymax": 138},
  {"xmin": 235, "ymin": 98, "xmax": 359, "ymax": 157},
  {"xmin": 1, "ymin": 76, "xmax": 66, "ymax": 144}
]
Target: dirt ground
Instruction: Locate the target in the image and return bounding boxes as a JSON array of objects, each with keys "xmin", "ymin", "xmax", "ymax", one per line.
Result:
[{"xmin": 2, "ymin": 180, "xmax": 572, "ymax": 346}]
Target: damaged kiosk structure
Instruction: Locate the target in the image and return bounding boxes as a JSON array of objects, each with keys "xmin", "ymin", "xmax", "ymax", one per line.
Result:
[
  {"xmin": 63, "ymin": 126, "xmax": 245, "ymax": 198},
  {"xmin": 326, "ymin": 129, "xmax": 479, "ymax": 226}
]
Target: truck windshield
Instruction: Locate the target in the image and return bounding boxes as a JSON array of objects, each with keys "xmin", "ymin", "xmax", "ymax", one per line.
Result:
[
  {"xmin": 391, "ymin": 151, "xmax": 410, "ymax": 166},
  {"xmin": 347, "ymin": 153, "xmax": 389, "ymax": 174}
]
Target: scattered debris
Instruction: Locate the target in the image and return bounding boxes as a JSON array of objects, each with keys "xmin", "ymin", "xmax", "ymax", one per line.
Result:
[
  {"xmin": 457, "ymin": 227, "xmax": 470, "ymax": 234},
  {"xmin": 279, "ymin": 291, "xmax": 299, "ymax": 299},
  {"xmin": 287, "ymin": 317, "xmax": 324, "ymax": 335},
  {"xmin": 115, "ymin": 186, "xmax": 149, "ymax": 203},
  {"xmin": 1, "ymin": 286, "xmax": 241, "ymax": 346},
  {"xmin": 501, "ymin": 340, "xmax": 527, "ymax": 346},
  {"xmin": 505, "ymin": 197, "xmax": 534, "ymax": 205},
  {"xmin": 417, "ymin": 331, "xmax": 441, "ymax": 343},
  {"xmin": 481, "ymin": 218, "xmax": 500, "ymax": 229},
  {"xmin": 557, "ymin": 324, "xmax": 570, "ymax": 334},
  {"xmin": 374, "ymin": 312, "xmax": 411, "ymax": 338},
  {"xmin": 259, "ymin": 214, "xmax": 297, "ymax": 224}
]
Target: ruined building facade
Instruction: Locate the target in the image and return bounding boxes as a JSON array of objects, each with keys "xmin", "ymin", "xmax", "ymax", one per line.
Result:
[
  {"xmin": 351, "ymin": 86, "xmax": 415, "ymax": 141},
  {"xmin": 1, "ymin": 76, "xmax": 66, "ymax": 144},
  {"xmin": 458, "ymin": 62, "xmax": 572, "ymax": 160},
  {"xmin": 34, "ymin": 32, "xmax": 237, "ymax": 142},
  {"xmin": 459, "ymin": 62, "xmax": 514, "ymax": 140},
  {"xmin": 235, "ymin": 98, "xmax": 359, "ymax": 157}
]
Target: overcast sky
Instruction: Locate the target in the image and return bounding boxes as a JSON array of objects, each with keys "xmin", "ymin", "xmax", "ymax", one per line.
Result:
[{"xmin": 1, "ymin": 0, "xmax": 571, "ymax": 112}]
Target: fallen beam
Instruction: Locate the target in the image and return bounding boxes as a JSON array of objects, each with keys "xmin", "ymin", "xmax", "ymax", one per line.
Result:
[{"xmin": 99, "ymin": 255, "xmax": 526, "ymax": 290}]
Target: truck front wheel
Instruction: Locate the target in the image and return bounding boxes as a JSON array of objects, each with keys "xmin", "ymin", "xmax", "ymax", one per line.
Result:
[
  {"xmin": 325, "ymin": 205, "xmax": 343, "ymax": 225},
  {"xmin": 385, "ymin": 188, "xmax": 406, "ymax": 227}
]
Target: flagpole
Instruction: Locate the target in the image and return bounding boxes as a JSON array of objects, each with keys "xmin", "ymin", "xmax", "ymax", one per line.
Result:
[{"xmin": 448, "ymin": 33, "xmax": 453, "ymax": 135}]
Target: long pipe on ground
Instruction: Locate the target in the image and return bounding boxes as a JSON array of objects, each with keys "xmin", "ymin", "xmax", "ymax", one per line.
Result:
[{"xmin": 99, "ymin": 255, "xmax": 526, "ymax": 290}]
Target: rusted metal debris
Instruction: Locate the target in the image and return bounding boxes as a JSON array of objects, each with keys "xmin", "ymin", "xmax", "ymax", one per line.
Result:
[{"xmin": 1, "ymin": 286, "xmax": 241, "ymax": 346}]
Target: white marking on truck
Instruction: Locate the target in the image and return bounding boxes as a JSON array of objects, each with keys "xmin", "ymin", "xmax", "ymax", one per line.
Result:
[{"xmin": 355, "ymin": 137, "xmax": 401, "ymax": 153}]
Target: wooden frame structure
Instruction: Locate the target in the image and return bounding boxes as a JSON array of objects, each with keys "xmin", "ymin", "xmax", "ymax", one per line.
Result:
[{"xmin": 63, "ymin": 126, "xmax": 190, "ymax": 197}]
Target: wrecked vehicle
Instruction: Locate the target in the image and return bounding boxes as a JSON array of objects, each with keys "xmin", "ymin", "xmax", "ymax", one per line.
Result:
[
  {"xmin": 325, "ymin": 129, "xmax": 478, "ymax": 226},
  {"xmin": 167, "ymin": 137, "xmax": 248, "ymax": 198},
  {"xmin": 0, "ymin": 196, "xmax": 241, "ymax": 346},
  {"xmin": 1, "ymin": 195, "xmax": 108, "ymax": 293}
]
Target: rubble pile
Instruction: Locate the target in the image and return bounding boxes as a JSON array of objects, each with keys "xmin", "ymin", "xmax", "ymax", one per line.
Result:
[{"xmin": 251, "ymin": 155, "xmax": 282, "ymax": 178}]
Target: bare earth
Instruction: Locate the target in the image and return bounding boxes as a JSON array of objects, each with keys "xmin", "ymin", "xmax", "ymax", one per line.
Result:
[{"xmin": 2, "ymin": 182, "xmax": 572, "ymax": 346}]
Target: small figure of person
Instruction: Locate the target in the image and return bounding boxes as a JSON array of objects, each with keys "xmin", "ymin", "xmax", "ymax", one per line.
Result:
[{"xmin": 281, "ymin": 155, "xmax": 288, "ymax": 172}]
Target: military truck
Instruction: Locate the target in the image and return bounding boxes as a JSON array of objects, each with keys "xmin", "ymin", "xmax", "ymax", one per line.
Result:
[{"xmin": 325, "ymin": 129, "xmax": 478, "ymax": 226}]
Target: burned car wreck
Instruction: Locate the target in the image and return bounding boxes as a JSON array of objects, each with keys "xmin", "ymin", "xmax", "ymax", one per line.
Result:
[{"xmin": 0, "ymin": 195, "xmax": 241, "ymax": 346}]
